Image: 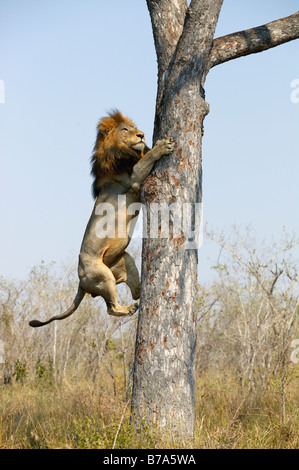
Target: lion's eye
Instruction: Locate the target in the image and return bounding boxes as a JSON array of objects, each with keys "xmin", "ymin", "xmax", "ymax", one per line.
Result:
[{"xmin": 122, "ymin": 128, "xmax": 128, "ymax": 132}]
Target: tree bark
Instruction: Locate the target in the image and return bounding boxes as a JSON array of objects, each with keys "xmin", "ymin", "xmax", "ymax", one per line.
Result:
[
  {"xmin": 208, "ymin": 11, "xmax": 299, "ymax": 69},
  {"xmin": 131, "ymin": 0, "xmax": 223, "ymax": 436},
  {"xmin": 131, "ymin": 1, "xmax": 299, "ymax": 436}
]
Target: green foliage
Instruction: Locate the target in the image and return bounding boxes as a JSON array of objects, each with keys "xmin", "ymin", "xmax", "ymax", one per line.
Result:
[
  {"xmin": 35, "ymin": 359, "xmax": 54, "ymax": 385},
  {"xmin": 35, "ymin": 359, "xmax": 47, "ymax": 379},
  {"xmin": 13, "ymin": 359, "xmax": 27, "ymax": 383}
]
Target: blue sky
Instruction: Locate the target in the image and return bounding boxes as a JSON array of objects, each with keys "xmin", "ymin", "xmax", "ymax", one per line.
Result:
[{"xmin": 0, "ymin": 0, "xmax": 298, "ymax": 282}]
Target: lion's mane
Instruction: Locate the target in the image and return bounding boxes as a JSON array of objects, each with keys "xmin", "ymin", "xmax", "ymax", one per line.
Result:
[{"xmin": 90, "ymin": 110, "xmax": 146, "ymax": 199}]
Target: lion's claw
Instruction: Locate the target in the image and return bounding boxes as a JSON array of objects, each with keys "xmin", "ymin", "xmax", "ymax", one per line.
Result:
[
  {"xmin": 128, "ymin": 302, "xmax": 139, "ymax": 316},
  {"xmin": 153, "ymin": 138, "xmax": 176, "ymax": 157}
]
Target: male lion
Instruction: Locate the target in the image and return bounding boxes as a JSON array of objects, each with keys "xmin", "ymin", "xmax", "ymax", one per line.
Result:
[{"xmin": 29, "ymin": 110, "xmax": 175, "ymax": 327}]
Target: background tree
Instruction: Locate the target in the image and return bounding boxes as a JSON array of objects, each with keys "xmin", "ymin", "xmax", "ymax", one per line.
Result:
[
  {"xmin": 131, "ymin": 0, "xmax": 299, "ymax": 436},
  {"xmin": 197, "ymin": 227, "xmax": 299, "ymax": 423}
]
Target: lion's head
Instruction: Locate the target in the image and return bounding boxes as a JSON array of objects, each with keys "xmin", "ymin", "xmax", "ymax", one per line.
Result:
[{"xmin": 91, "ymin": 110, "xmax": 149, "ymax": 199}]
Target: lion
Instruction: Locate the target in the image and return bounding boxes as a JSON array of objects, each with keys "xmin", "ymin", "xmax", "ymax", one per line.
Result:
[{"xmin": 29, "ymin": 110, "xmax": 175, "ymax": 327}]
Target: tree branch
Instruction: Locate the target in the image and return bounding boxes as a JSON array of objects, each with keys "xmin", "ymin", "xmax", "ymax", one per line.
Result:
[{"xmin": 209, "ymin": 11, "xmax": 299, "ymax": 69}]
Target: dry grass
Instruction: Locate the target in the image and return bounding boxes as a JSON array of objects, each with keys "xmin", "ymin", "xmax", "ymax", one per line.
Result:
[
  {"xmin": 194, "ymin": 371, "xmax": 299, "ymax": 449},
  {"xmin": 0, "ymin": 370, "xmax": 298, "ymax": 449}
]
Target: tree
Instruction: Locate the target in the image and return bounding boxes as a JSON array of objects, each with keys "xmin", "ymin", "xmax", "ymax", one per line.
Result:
[
  {"xmin": 130, "ymin": 0, "xmax": 299, "ymax": 436},
  {"xmin": 197, "ymin": 227, "xmax": 299, "ymax": 422}
]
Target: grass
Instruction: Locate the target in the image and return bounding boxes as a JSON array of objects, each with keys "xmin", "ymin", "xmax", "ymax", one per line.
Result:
[
  {"xmin": 0, "ymin": 371, "xmax": 298, "ymax": 449},
  {"xmin": 194, "ymin": 371, "xmax": 299, "ymax": 449}
]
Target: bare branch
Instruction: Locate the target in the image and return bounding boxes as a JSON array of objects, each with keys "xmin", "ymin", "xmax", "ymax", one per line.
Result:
[
  {"xmin": 209, "ymin": 11, "xmax": 299, "ymax": 69},
  {"xmin": 269, "ymin": 266, "xmax": 284, "ymax": 296}
]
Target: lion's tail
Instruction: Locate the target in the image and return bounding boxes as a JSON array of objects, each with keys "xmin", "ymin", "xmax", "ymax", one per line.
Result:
[{"xmin": 29, "ymin": 286, "xmax": 85, "ymax": 328}]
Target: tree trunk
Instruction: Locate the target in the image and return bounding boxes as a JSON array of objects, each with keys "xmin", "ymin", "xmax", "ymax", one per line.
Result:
[
  {"xmin": 131, "ymin": 0, "xmax": 222, "ymax": 436},
  {"xmin": 130, "ymin": 87, "xmax": 206, "ymax": 435},
  {"xmin": 131, "ymin": 0, "xmax": 299, "ymax": 436}
]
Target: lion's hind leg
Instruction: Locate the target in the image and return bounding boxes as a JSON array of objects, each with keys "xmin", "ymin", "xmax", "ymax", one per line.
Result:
[
  {"xmin": 83, "ymin": 260, "xmax": 138, "ymax": 317},
  {"xmin": 109, "ymin": 252, "xmax": 140, "ymax": 301}
]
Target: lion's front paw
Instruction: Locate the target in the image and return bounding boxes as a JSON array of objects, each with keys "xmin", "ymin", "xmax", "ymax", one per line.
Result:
[{"xmin": 153, "ymin": 138, "xmax": 176, "ymax": 159}]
